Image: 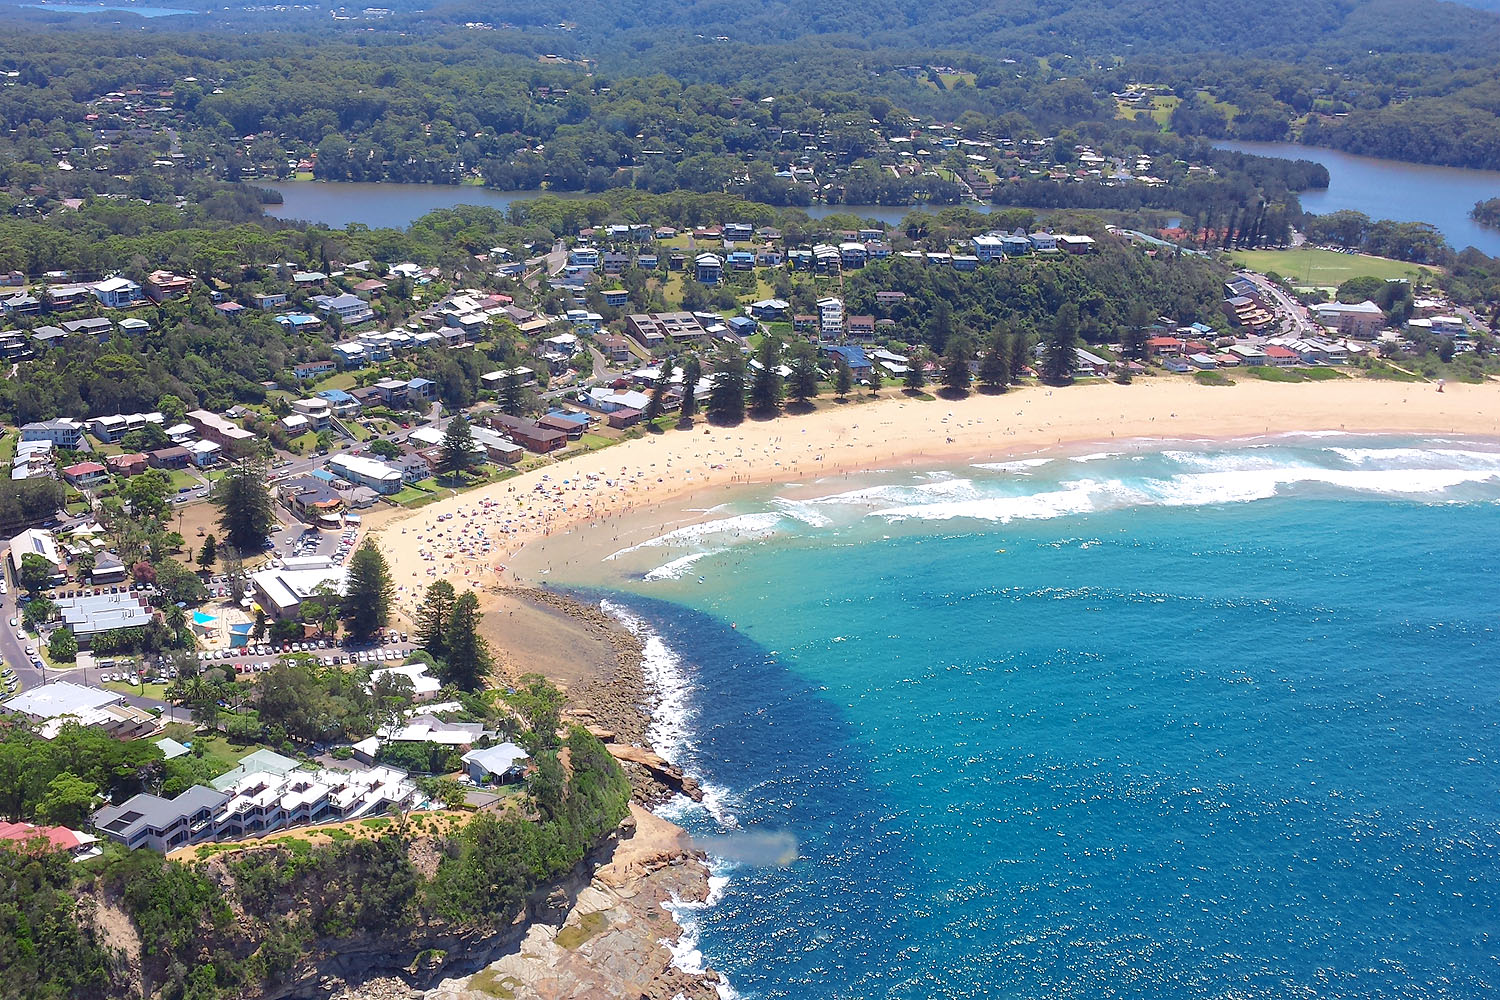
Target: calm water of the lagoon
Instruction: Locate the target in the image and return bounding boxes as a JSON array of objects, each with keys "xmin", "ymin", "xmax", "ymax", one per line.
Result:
[
  {"xmin": 262, "ymin": 181, "xmax": 986, "ymax": 231},
  {"xmin": 18, "ymin": 2, "xmax": 196, "ymax": 14},
  {"xmin": 1217, "ymin": 140, "xmax": 1500, "ymax": 255}
]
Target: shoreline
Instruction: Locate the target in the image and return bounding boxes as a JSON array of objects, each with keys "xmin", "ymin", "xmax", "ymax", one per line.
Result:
[
  {"xmin": 363, "ymin": 378, "xmax": 1500, "ymax": 1000},
  {"xmin": 369, "ymin": 378, "xmax": 1500, "ymax": 603}
]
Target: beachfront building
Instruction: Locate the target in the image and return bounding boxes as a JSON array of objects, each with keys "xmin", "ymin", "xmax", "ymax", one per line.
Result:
[
  {"xmin": 249, "ymin": 559, "xmax": 346, "ymax": 619},
  {"xmin": 328, "ymin": 454, "xmax": 403, "ymax": 495},
  {"xmin": 1313, "ymin": 300, "xmax": 1385, "ymax": 339},
  {"xmin": 817, "ymin": 296, "xmax": 844, "ymax": 340}
]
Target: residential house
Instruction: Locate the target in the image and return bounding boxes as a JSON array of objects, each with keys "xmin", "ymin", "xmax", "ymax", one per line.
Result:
[
  {"xmin": 462, "ymin": 743, "xmax": 530, "ymax": 785},
  {"xmin": 88, "ymin": 412, "xmax": 161, "ymax": 445},
  {"xmin": 291, "ymin": 398, "xmax": 332, "ymax": 431},
  {"xmin": 1263, "ymin": 344, "xmax": 1300, "ymax": 367},
  {"xmin": 186, "ymin": 409, "xmax": 257, "ymax": 457},
  {"xmin": 62, "ymin": 317, "xmax": 113, "ymax": 339},
  {"xmin": 252, "ymin": 292, "xmax": 288, "ymax": 310},
  {"xmin": 293, "ymin": 360, "xmax": 336, "ymax": 379},
  {"xmin": 749, "ymin": 298, "xmax": 788, "ymax": 320},
  {"xmin": 8, "ymin": 528, "xmax": 65, "ymax": 584},
  {"xmin": 90, "ymin": 276, "xmax": 142, "ymax": 308},
  {"xmin": 821, "ymin": 344, "xmax": 873, "ymax": 377},
  {"xmin": 311, "ymin": 293, "xmax": 375, "ymax": 326},
  {"xmin": 1072, "ymin": 348, "xmax": 1110, "ymax": 377},
  {"xmin": 1057, "ymin": 234, "xmax": 1097, "ymax": 254},
  {"xmin": 188, "ymin": 440, "xmax": 222, "ymax": 467},
  {"xmin": 105, "ymin": 453, "xmax": 148, "ymax": 477},
  {"xmin": 694, "ymin": 253, "xmax": 724, "ymax": 285},
  {"xmin": 469, "ymin": 426, "xmax": 524, "ymax": 465},
  {"xmin": 316, "ymin": 389, "xmax": 361, "ymax": 417},
  {"xmin": 973, "ymin": 235, "xmax": 1006, "ymax": 261},
  {"xmin": 488, "ymin": 413, "xmax": 567, "ymax": 453},
  {"xmin": 847, "ymin": 315, "xmax": 875, "ymax": 339},
  {"xmin": 21, "ymin": 418, "xmax": 83, "ymax": 449},
  {"xmin": 62, "ymin": 462, "xmax": 109, "ymax": 488},
  {"xmin": 2, "ymin": 292, "xmax": 41, "ymax": 316},
  {"xmin": 147, "ymin": 446, "xmax": 191, "ymax": 470},
  {"xmin": 144, "ymin": 270, "xmax": 194, "ymax": 301},
  {"xmin": 596, "ymin": 333, "xmax": 631, "ymax": 362}
]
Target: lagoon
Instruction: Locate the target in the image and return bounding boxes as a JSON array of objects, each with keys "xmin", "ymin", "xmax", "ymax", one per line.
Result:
[
  {"xmin": 262, "ymin": 180, "xmax": 983, "ymax": 231},
  {"xmin": 1217, "ymin": 140, "xmax": 1500, "ymax": 256},
  {"xmin": 18, "ymin": 2, "xmax": 196, "ymax": 15}
]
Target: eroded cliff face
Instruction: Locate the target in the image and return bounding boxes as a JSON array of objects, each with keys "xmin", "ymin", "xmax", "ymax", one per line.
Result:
[{"xmin": 281, "ymin": 805, "xmax": 720, "ymax": 1000}]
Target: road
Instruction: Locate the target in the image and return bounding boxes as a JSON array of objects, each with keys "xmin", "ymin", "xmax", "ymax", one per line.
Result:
[{"xmin": 1239, "ymin": 269, "xmax": 1319, "ymax": 337}]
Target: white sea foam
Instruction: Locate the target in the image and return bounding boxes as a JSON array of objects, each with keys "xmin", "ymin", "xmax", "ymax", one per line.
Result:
[
  {"xmin": 769, "ymin": 496, "xmax": 834, "ymax": 527},
  {"xmin": 874, "ymin": 465, "xmax": 1500, "ymax": 522},
  {"xmin": 600, "ymin": 599, "xmax": 741, "ymax": 829},
  {"xmin": 601, "ymin": 599, "xmax": 696, "ymax": 763},
  {"xmin": 974, "ymin": 457, "xmax": 1055, "ymax": 472},
  {"xmin": 661, "ymin": 887, "xmax": 741, "ymax": 999},
  {"xmin": 1328, "ymin": 446, "xmax": 1500, "ymax": 468},
  {"xmin": 607, "ymin": 511, "xmax": 788, "ymax": 558},
  {"xmin": 642, "ymin": 550, "xmax": 723, "ymax": 582},
  {"xmin": 808, "ymin": 477, "xmax": 982, "ymax": 507},
  {"xmin": 1072, "ymin": 451, "xmax": 1123, "ymax": 463}
]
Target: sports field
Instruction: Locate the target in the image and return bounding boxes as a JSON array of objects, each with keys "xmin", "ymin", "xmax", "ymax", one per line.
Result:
[{"xmin": 1230, "ymin": 247, "xmax": 1434, "ymax": 285}]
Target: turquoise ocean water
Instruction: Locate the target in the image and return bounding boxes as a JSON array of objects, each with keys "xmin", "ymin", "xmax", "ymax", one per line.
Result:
[{"xmin": 568, "ymin": 434, "xmax": 1500, "ymax": 999}]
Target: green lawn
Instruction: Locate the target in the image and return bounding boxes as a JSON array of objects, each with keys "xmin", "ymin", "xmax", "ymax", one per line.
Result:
[
  {"xmin": 312, "ymin": 371, "xmax": 358, "ymax": 391},
  {"xmin": 166, "ymin": 468, "xmax": 202, "ymax": 491},
  {"xmin": 1231, "ymin": 248, "xmax": 1433, "ymax": 285},
  {"xmin": 104, "ymin": 680, "xmax": 169, "ymax": 701},
  {"xmin": 1243, "ymin": 365, "xmax": 1347, "ymax": 383}
]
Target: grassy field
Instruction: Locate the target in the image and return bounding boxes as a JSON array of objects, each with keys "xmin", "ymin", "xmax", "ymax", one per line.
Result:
[{"xmin": 1231, "ymin": 248, "xmax": 1433, "ymax": 285}]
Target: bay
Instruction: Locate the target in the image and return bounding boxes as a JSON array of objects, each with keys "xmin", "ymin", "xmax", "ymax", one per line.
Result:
[{"xmin": 582, "ymin": 436, "xmax": 1500, "ymax": 999}]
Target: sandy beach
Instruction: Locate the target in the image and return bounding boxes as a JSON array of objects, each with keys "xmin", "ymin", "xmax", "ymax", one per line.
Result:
[{"xmin": 369, "ymin": 378, "xmax": 1500, "ymax": 603}]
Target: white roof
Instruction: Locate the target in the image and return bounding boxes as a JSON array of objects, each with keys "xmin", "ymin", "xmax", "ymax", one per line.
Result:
[
  {"xmin": 330, "ymin": 453, "xmax": 402, "ymax": 484},
  {"xmin": 369, "ymin": 663, "xmax": 442, "ymax": 697},
  {"xmin": 461, "ymin": 742, "xmax": 529, "ymax": 777},
  {"xmin": 6, "ymin": 681, "xmax": 121, "ymax": 719}
]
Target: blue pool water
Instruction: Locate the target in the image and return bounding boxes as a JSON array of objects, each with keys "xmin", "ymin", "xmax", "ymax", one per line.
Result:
[{"xmin": 574, "ymin": 435, "xmax": 1500, "ymax": 999}]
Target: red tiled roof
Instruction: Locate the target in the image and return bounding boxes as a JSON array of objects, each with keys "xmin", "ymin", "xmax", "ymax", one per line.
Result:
[{"xmin": 0, "ymin": 820, "xmax": 83, "ymax": 851}]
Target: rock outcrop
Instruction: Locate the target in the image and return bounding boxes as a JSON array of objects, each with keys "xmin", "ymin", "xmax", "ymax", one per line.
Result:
[{"xmin": 420, "ymin": 805, "xmax": 720, "ymax": 1000}]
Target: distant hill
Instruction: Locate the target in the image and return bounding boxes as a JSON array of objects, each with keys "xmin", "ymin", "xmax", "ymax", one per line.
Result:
[{"xmin": 426, "ymin": 0, "xmax": 1500, "ymax": 63}]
